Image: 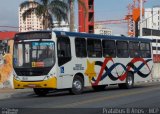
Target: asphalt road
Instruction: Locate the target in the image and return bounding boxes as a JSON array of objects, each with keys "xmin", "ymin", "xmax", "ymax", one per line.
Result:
[{"xmin": 0, "ymin": 82, "xmax": 160, "ymax": 114}]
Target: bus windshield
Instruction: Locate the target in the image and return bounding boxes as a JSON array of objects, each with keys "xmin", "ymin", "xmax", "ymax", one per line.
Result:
[{"xmin": 13, "ymin": 41, "xmax": 55, "ymax": 68}]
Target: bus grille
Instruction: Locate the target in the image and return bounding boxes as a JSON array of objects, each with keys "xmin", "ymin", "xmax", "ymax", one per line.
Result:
[
  {"xmin": 16, "ymin": 71, "xmax": 45, "ymax": 76},
  {"xmin": 14, "ymin": 68, "xmax": 51, "ymax": 76}
]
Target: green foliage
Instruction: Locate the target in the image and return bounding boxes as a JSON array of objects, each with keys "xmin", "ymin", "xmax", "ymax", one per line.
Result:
[{"xmin": 20, "ymin": 0, "xmax": 69, "ymax": 30}]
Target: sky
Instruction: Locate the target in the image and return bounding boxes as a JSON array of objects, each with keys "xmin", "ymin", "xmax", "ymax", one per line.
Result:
[{"xmin": 0, "ymin": 0, "xmax": 160, "ymax": 35}]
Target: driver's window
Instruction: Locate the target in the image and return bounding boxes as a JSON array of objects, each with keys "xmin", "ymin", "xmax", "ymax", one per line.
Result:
[{"xmin": 57, "ymin": 37, "xmax": 71, "ymax": 66}]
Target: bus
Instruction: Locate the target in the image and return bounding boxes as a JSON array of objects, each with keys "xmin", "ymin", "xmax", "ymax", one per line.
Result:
[{"xmin": 13, "ymin": 31, "xmax": 153, "ymax": 96}]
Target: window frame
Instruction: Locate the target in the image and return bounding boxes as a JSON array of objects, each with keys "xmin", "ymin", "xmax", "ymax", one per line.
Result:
[
  {"xmin": 129, "ymin": 41, "xmax": 140, "ymax": 58},
  {"xmin": 140, "ymin": 42, "xmax": 151, "ymax": 58},
  {"xmin": 87, "ymin": 38, "xmax": 102, "ymax": 58},
  {"xmin": 102, "ymin": 39, "xmax": 116, "ymax": 58},
  {"xmin": 116, "ymin": 41, "xmax": 129, "ymax": 58},
  {"xmin": 57, "ymin": 36, "xmax": 72, "ymax": 66},
  {"xmin": 75, "ymin": 37, "xmax": 87, "ymax": 58}
]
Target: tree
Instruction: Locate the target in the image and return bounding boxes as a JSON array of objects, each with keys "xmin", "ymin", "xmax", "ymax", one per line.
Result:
[
  {"xmin": 67, "ymin": 0, "xmax": 87, "ymax": 32},
  {"xmin": 20, "ymin": 0, "xmax": 69, "ymax": 30}
]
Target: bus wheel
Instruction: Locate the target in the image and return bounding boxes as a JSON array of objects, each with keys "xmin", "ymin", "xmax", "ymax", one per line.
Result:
[
  {"xmin": 118, "ymin": 72, "xmax": 134, "ymax": 89},
  {"xmin": 33, "ymin": 88, "xmax": 49, "ymax": 96},
  {"xmin": 92, "ymin": 85, "xmax": 106, "ymax": 91},
  {"xmin": 70, "ymin": 76, "xmax": 84, "ymax": 95}
]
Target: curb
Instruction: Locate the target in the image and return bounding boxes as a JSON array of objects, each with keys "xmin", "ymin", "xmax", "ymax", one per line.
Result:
[
  {"xmin": 145, "ymin": 78, "xmax": 160, "ymax": 83},
  {"xmin": 136, "ymin": 78, "xmax": 160, "ymax": 84}
]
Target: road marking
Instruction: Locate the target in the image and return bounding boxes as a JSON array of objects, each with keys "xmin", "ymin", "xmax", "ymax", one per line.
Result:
[{"xmin": 54, "ymin": 86, "xmax": 160, "ymax": 108}]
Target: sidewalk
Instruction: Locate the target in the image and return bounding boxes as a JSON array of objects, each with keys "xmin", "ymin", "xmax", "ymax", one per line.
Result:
[
  {"xmin": 0, "ymin": 88, "xmax": 32, "ymax": 100},
  {"xmin": 0, "ymin": 88, "xmax": 15, "ymax": 99}
]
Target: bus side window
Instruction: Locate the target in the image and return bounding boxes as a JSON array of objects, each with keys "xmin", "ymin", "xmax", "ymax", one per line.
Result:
[
  {"xmin": 117, "ymin": 41, "xmax": 129, "ymax": 58},
  {"xmin": 129, "ymin": 41, "xmax": 140, "ymax": 58},
  {"xmin": 58, "ymin": 50, "xmax": 65, "ymax": 57},
  {"xmin": 75, "ymin": 38, "xmax": 87, "ymax": 57},
  {"xmin": 87, "ymin": 39, "xmax": 102, "ymax": 58},
  {"xmin": 57, "ymin": 37, "xmax": 71, "ymax": 66},
  {"xmin": 140, "ymin": 42, "xmax": 151, "ymax": 58},
  {"xmin": 102, "ymin": 40, "xmax": 116, "ymax": 57}
]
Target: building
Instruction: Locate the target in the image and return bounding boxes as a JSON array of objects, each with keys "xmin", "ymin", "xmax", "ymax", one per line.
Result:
[
  {"xmin": 52, "ymin": 21, "xmax": 70, "ymax": 32},
  {"xmin": 94, "ymin": 28, "xmax": 112, "ymax": 35},
  {"xmin": 79, "ymin": 0, "xmax": 94, "ymax": 33},
  {"xmin": 19, "ymin": 0, "xmax": 43, "ymax": 32},
  {"xmin": 94, "ymin": 25, "xmax": 112, "ymax": 35},
  {"xmin": 141, "ymin": 6, "xmax": 160, "ymax": 62},
  {"xmin": 142, "ymin": 6, "xmax": 160, "ymax": 30}
]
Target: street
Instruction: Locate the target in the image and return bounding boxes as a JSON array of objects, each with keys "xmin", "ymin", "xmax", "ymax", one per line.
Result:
[{"xmin": 0, "ymin": 82, "xmax": 160, "ymax": 114}]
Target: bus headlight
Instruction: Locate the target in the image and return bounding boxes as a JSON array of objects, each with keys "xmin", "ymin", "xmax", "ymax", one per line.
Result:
[
  {"xmin": 43, "ymin": 73, "xmax": 55, "ymax": 80},
  {"xmin": 14, "ymin": 75, "xmax": 21, "ymax": 81},
  {"xmin": 13, "ymin": 70, "xmax": 20, "ymax": 81},
  {"xmin": 43, "ymin": 75, "xmax": 51, "ymax": 80}
]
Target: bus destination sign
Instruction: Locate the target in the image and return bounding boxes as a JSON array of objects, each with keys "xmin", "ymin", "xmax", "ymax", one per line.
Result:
[{"xmin": 15, "ymin": 32, "xmax": 51, "ymax": 40}]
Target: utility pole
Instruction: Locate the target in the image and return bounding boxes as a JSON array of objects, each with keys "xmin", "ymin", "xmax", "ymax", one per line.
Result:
[
  {"xmin": 159, "ymin": 9, "xmax": 160, "ymax": 30},
  {"xmin": 70, "ymin": 0, "xmax": 75, "ymax": 32},
  {"xmin": 139, "ymin": 0, "xmax": 143, "ymax": 37}
]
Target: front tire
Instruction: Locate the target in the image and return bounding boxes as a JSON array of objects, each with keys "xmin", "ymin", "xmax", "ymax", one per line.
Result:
[
  {"xmin": 33, "ymin": 88, "xmax": 49, "ymax": 96},
  {"xmin": 69, "ymin": 76, "xmax": 84, "ymax": 95}
]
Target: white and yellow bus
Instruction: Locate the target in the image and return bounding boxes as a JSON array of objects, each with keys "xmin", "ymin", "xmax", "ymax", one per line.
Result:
[{"xmin": 13, "ymin": 31, "xmax": 153, "ymax": 96}]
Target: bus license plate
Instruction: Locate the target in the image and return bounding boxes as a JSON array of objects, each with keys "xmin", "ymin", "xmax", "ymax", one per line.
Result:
[{"xmin": 27, "ymin": 84, "xmax": 36, "ymax": 88}]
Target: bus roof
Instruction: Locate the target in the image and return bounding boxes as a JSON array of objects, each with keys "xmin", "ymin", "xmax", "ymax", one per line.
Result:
[
  {"xmin": 15, "ymin": 30, "xmax": 152, "ymax": 42},
  {"xmin": 54, "ymin": 31, "xmax": 152, "ymax": 42}
]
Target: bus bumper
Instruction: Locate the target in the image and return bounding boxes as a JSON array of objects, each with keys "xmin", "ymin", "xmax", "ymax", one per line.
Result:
[{"xmin": 13, "ymin": 77, "xmax": 57, "ymax": 89}]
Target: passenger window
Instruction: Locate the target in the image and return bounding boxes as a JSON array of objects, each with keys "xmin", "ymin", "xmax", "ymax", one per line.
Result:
[
  {"xmin": 87, "ymin": 39, "xmax": 102, "ymax": 57},
  {"xmin": 102, "ymin": 40, "xmax": 116, "ymax": 57},
  {"xmin": 57, "ymin": 37, "xmax": 71, "ymax": 66},
  {"xmin": 75, "ymin": 38, "xmax": 87, "ymax": 57},
  {"xmin": 117, "ymin": 41, "xmax": 129, "ymax": 58},
  {"xmin": 129, "ymin": 42, "xmax": 140, "ymax": 57},
  {"xmin": 140, "ymin": 42, "xmax": 151, "ymax": 58}
]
